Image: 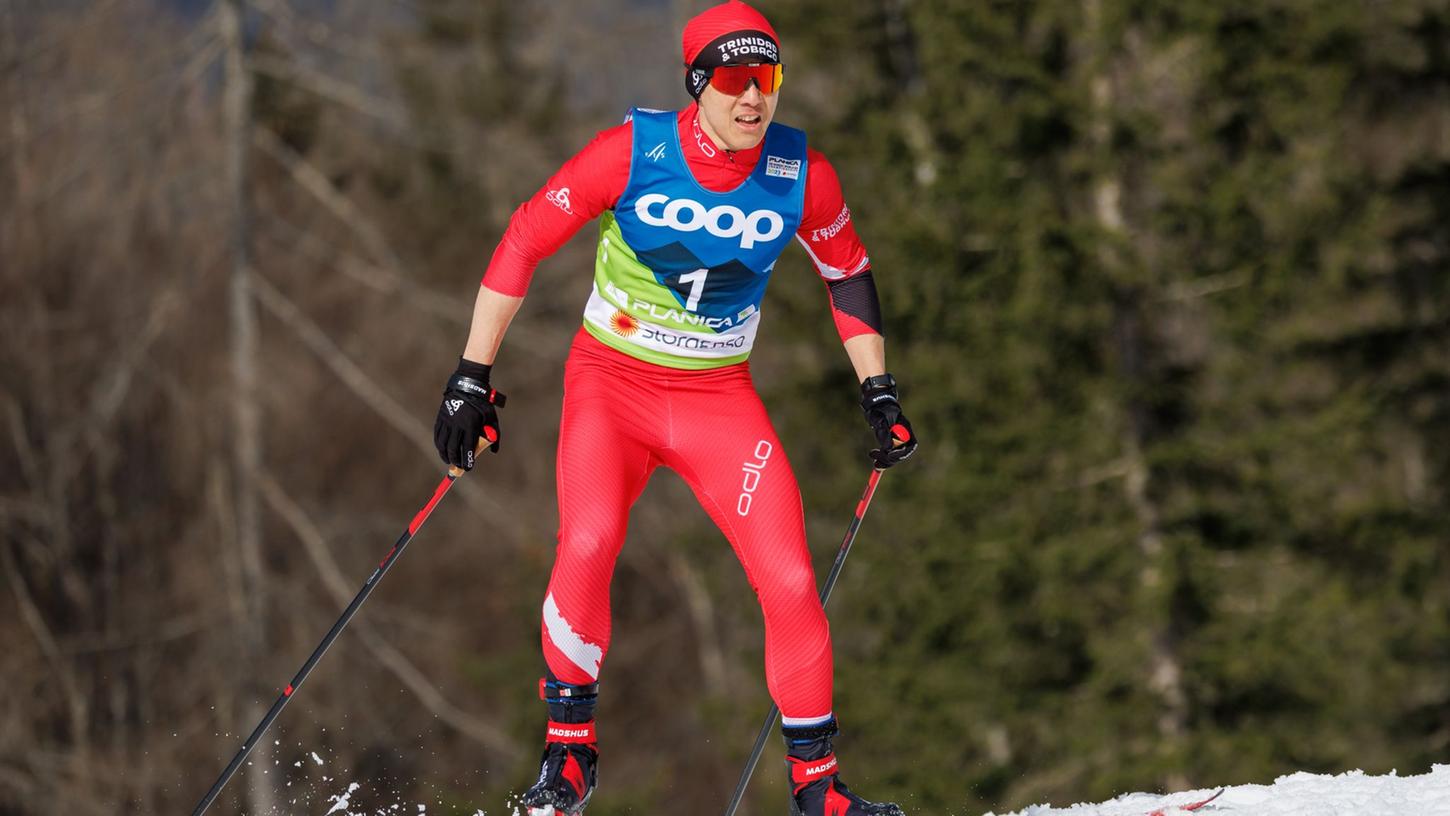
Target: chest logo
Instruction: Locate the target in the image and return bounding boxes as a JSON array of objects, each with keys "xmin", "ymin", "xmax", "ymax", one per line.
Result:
[
  {"xmin": 634, "ymin": 193, "xmax": 784, "ymax": 250},
  {"xmin": 765, "ymin": 155, "xmax": 801, "ymax": 180}
]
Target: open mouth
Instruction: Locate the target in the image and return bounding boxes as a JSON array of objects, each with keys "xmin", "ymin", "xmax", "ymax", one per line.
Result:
[{"xmin": 735, "ymin": 113, "xmax": 762, "ymax": 128}]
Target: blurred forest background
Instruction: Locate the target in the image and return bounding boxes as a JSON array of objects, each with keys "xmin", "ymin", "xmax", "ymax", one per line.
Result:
[{"xmin": 2, "ymin": 0, "xmax": 1449, "ymax": 814}]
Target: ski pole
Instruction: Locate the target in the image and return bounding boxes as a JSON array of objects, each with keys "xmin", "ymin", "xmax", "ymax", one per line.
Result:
[
  {"xmin": 192, "ymin": 429, "xmax": 500, "ymax": 816},
  {"xmin": 722, "ymin": 466, "xmax": 886, "ymax": 816}
]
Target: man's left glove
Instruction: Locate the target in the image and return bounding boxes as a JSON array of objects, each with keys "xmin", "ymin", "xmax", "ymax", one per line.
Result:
[
  {"xmin": 860, "ymin": 373, "xmax": 918, "ymax": 469},
  {"xmin": 434, "ymin": 358, "xmax": 506, "ymax": 472}
]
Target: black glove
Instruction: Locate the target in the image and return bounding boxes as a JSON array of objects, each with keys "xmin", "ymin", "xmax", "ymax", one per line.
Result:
[
  {"xmin": 859, "ymin": 373, "xmax": 917, "ymax": 469},
  {"xmin": 434, "ymin": 358, "xmax": 506, "ymax": 471}
]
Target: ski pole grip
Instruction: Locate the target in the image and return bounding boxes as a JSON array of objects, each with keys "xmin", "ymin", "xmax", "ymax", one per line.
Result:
[{"xmin": 448, "ymin": 437, "xmax": 494, "ymax": 478}]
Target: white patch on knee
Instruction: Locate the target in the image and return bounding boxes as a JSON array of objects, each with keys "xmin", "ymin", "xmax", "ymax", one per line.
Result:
[{"xmin": 543, "ymin": 592, "xmax": 604, "ymax": 680}]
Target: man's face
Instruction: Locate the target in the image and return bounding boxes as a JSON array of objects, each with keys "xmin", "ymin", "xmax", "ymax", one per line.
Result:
[{"xmin": 695, "ymin": 76, "xmax": 778, "ymax": 152}]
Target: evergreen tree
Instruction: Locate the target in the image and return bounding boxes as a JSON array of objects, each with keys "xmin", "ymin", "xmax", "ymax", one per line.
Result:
[{"xmin": 761, "ymin": 0, "xmax": 1450, "ymax": 811}]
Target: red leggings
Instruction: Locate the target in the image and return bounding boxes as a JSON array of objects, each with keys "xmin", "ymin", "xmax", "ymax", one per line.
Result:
[{"xmin": 541, "ymin": 328, "xmax": 833, "ymax": 720}]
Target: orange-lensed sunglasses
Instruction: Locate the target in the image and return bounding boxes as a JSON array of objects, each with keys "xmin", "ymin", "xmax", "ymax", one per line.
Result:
[{"xmin": 705, "ymin": 62, "xmax": 784, "ymax": 95}]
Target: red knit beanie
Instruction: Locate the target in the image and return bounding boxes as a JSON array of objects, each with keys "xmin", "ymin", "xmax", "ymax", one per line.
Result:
[{"xmin": 681, "ymin": 1, "xmax": 780, "ymax": 67}]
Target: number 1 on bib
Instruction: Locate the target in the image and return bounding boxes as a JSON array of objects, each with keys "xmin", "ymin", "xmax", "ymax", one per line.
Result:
[{"xmin": 681, "ymin": 267, "xmax": 708, "ymax": 311}]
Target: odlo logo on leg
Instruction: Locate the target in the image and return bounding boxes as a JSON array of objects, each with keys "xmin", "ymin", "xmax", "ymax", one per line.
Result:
[{"xmin": 737, "ymin": 440, "xmax": 773, "ymax": 516}]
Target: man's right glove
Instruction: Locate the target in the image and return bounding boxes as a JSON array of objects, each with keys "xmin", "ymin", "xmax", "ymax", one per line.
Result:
[
  {"xmin": 859, "ymin": 373, "xmax": 918, "ymax": 469},
  {"xmin": 434, "ymin": 358, "xmax": 506, "ymax": 472}
]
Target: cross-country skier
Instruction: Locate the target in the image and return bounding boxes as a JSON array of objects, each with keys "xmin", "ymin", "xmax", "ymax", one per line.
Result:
[{"xmin": 430, "ymin": 3, "xmax": 918, "ymax": 814}]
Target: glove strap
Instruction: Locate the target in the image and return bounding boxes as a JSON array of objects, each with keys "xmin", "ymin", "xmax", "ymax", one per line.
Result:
[
  {"xmin": 859, "ymin": 373, "xmax": 899, "ymax": 412},
  {"xmin": 860, "ymin": 373, "xmax": 896, "ymax": 392},
  {"xmin": 446, "ymin": 374, "xmax": 506, "ymax": 407}
]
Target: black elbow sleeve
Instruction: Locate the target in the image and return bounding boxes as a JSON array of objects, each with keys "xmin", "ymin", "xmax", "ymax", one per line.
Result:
[{"xmin": 826, "ymin": 270, "xmax": 884, "ymax": 335}]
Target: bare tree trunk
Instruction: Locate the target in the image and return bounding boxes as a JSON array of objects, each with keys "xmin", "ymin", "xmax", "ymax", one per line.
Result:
[
  {"xmin": 666, "ymin": 551, "xmax": 729, "ymax": 698},
  {"xmin": 221, "ymin": 0, "xmax": 276, "ymax": 811},
  {"xmin": 1082, "ymin": 0, "xmax": 1189, "ymax": 791},
  {"xmin": 5, "ymin": 3, "xmax": 97, "ymax": 803},
  {"xmin": 4, "ymin": 0, "xmax": 34, "ymax": 259}
]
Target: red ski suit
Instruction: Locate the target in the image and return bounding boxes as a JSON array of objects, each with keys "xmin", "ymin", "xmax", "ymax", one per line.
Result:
[{"xmin": 485, "ymin": 105, "xmax": 875, "ymax": 721}]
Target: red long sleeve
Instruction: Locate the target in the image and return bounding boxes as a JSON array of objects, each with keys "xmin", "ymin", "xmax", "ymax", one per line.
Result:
[
  {"xmin": 794, "ymin": 150, "xmax": 879, "ymax": 340},
  {"xmin": 481, "ymin": 124, "xmax": 632, "ymax": 297}
]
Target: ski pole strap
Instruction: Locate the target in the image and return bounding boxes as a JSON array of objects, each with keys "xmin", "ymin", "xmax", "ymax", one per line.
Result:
[
  {"xmin": 540, "ymin": 677, "xmax": 599, "ymax": 700},
  {"xmin": 787, "ymin": 753, "xmax": 839, "ymax": 790},
  {"xmin": 545, "ymin": 720, "xmax": 598, "ymax": 745}
]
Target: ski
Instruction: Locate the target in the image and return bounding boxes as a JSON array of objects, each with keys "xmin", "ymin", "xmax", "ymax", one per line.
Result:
[{"xmin": 1146, "ymin": 788, "xmax": 1224, "ymax": 816}]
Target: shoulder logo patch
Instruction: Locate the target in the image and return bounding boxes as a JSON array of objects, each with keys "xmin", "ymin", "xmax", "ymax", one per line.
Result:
[
  {"xmin": 645, "ymin": 142, "xmax": 667, "ymax": 162},
  {"xmin": 545, "ymin": 187, "xmax": 574, "ymax": 215}
]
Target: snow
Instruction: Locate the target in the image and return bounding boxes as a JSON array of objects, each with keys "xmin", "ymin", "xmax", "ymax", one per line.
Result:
[
  {"xmin": 988, "ymin": 765, "xmax": 1450, "ymax": 816},
  {"xmin": 323, "ymin": 782, "xmax": 360, "ymax": 815},
  {"xmin": 273, "ymin": 745, "xmax": 1450, "ymax": 815}
]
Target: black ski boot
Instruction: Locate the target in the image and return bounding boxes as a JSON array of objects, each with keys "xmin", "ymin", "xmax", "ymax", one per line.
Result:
[
  {"xmin": 783, "ymin": 719, "xmax": 904, "ymax": 816},
  {"xmin": 521, "ymin": 677, "xmax": 599, "ymax": 816}
]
